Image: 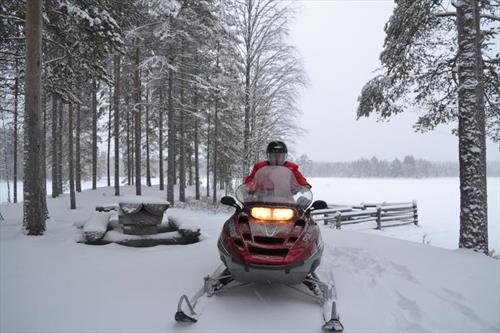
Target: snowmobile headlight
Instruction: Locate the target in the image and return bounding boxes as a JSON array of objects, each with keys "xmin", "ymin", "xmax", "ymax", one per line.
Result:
[
  {"xmin": 272, "ymin": 208, "xmax": 294, "ymax": 221},
  {"xmin": 250, "ymin": 207, "xmax": 273, "ymax": 220},
  {"xmin": 250, "ymin": 207, "xmax": 294, "ymax": 222}
]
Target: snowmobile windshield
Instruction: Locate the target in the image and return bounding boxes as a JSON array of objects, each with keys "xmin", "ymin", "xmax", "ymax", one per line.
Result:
[{"xmin": 236, "ymin": 165, "xmax": 312, "ymax": 210}]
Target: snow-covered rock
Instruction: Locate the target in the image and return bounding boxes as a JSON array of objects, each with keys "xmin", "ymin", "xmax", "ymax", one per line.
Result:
[{"xmin": 82, "ymin": 211, "xmax": 113, "ymax": 242}]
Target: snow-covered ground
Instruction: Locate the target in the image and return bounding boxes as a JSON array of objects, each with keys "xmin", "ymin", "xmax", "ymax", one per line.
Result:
[{"xmin": 0, "ymin": 183, "xmax": 499, "ymax": 332}]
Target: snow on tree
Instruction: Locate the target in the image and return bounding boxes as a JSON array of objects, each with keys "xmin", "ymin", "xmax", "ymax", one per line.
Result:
[
  {"xmin": 1, "ymin": 0, "xmax": 306, "ymax": 222},
  {"xmin": 357, "ymin": 0, "xmax": 499, "ymax": 253},
  {"xmin": 230, "ymin": 0, "xmax": 307, "ymax": 173}
]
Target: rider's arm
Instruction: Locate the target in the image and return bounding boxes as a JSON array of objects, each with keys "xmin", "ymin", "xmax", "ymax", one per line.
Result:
[
  {"xmin": 295, "ymin": 170, "xmax": 312, "ymax": 189},
  {"xmin": 243, "ymin": 165, "xmax": 257, "ymax": 184},
  {"xmin": 244, "ymin": 161, "xmax": 268, "ymax": 184},
  {"xmin": 284, "ymin": 161, "xmax": 312, "ymax": 189}
]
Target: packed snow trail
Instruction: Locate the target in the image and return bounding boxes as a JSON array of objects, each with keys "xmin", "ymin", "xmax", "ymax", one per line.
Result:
[{"xmin": 0, "ymin": 186, "xmax": 499, "ymax": 332}]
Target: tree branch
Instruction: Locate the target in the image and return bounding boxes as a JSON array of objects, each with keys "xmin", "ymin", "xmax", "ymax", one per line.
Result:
[
  {"xmin": 436, "ymin": 12, "xmax": 457, "ymax": 18},
  {"xmin": 481, "ymin": 14, "xmax": 500, "ymax": 21}
]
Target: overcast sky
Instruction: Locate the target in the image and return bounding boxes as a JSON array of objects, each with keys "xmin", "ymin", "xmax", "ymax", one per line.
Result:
[{"xmin": 287, "ymin": 0, "xmax": 500, "ymax": 162}]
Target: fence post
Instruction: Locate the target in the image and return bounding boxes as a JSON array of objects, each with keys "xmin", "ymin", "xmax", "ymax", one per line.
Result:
[
  {"xmin": 323, "ymin": 213, "xmax": 329, "ymax": 226},
  {"xmin": 376, "ymin": 205, "xmax": 382, "ymax": 230},
  {"xmin": 335, "ymin": 212, "xmax": 342, "ymax": 230},
  {"xmin": 412, "ymin": 200, "xmax": 418, "ymax": 226}
]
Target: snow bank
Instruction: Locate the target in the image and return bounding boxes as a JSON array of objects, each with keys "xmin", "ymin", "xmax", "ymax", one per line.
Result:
[{"xmin": 166, "ymin": 209, "xmax": 202, "ymax": 232}]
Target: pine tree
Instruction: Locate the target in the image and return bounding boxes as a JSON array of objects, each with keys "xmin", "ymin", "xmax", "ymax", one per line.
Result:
[
  {"xmin": 113, "ymin": 54, "xmax": 121, "ymax": 196},
  {"xmin": 68, "ymin": 103, "xmax": 76, "ymax": 209},
  {"xmin": 23, "ymin": 0, "xmax": 46, "ymax": 235},
  {"xmin": 357, "ymin": 0, "xmax": 498, "ymax": 253}
]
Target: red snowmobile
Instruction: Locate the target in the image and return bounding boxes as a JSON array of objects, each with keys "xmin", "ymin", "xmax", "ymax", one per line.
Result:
[{"xmin": 175, "ymin": 165, "xmax": 344, "ymax": 332}]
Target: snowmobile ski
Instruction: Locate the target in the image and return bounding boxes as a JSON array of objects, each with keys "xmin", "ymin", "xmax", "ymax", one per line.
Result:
[
  {"xmin": 322, "ymin": 301, "xmax": 344, "ymax": 332},
  {"xmin": 297, "ymin": 273, "xmax": 344, "ymax": 332},
  {"xmin": 175, "ymin": 264, "xmax": 227, "ymax": 323},
  {"xmin": 175, "ymin": 265, "xmax": 253, "ymax": 323}
]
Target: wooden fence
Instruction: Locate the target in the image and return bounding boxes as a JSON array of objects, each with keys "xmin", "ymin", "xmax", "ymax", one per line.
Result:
[{"xmin": 312, "ymin": 201, "xmax": 418, "ymax": 230}]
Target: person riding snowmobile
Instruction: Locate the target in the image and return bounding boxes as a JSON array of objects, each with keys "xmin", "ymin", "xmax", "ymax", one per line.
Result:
[
  {"xmin": 244, "ymin": 141, "xmax": 311, "ymax": 191},
  {"xmin": 176, "ymin": 140, "xmax": 344, "ymax": 332}
]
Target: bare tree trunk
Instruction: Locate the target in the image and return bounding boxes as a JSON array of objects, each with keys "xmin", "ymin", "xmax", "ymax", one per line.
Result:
[
  {"xmin": 186, "ymin": 124, "xmax": 193, "ymax": 187},
  {"xmin": 68, "ymin": 103, "xmax": 76, "ymax": 209},
  {"xmin": 131, "ymin": 122, "xmax": 135, "ymax": 186},
  {"xmin": 91, "ymin": 79, "xmax": 97, "ymax": 190},
  {"xmin": 23, "ymin": 0, "xmax": 45, "ymax": 234},
  {"xmin": 75, "ymin": 101, "xmax": 82, "ymax": 192},
  {"xmin": 179, "ymin": 79, "xmax": 186, "ymax": 202},
  {"xmin": 167, "ymin": 67, "xmax": 175, "ymax": 205},
  {"xmin": 42, "ymin": 90, "xmax": 48, "ymax": 218},
  {"xmin": 51, "ymin": 93, "xmax": 58, "ymax": 197},
  {"xmin": 1, "ymin": 110, "xmax": 11, "ymax": 203},
  {"xmin": 57, "ymin": 100, "xmax": 63, "ymax": 195},
  {"xmin": 188, "ymin": 143, "xmax": 193, "ymax": 186},
  {"xmin": 456, "ymin": 0, "xmax": 488, "ymax": 253},
  {"xmin": 107, "ymin": 86, "xmax": 112, "ymax": 187},
  {"xmin": 114, "ymin": 54, "xmax": 121, "ymax": 196},
  {"xmin": 213, "ymin": 43, "xmax": 220, "ymax": 205},
  {"xmin": 243, "ymin": 63, "xmax": 251, "ymax": 174},
  {"xmin": 134, "ymin": 44, "xmax": 142, "ymax": 196},
  {"xmin": 13, "ymin": 58, "xmax": 19, "ymax": 203},
  {"xmin": 219, "ymin": 159, "xmax": 225, "ymax": 190},
  {"xmin": 212, "ymin": 99, "xmax": 219, "ymax": 204},
  {"xmin": 145, "ymin": 85, "xmax": 151, "ymax": 187},
  {"xmin": 243, "ymin": 2, "xmax": 252, "ymax": 174},
  {"xmin": 126, "ymin": 100, "xmax": 131, "ymax": 185},
  {"xmin": 194, "ymin": 91, "xmax": 200, "ymax": 200},
  {"xmin": 473, "ymin": 0, "xmax": 488, "ymax": 250},
  {"xmin": 159, "ymin": 87, "xmax": 165, "ymax": 191},
  {"xmin": 173, "ymin": 134, "xmax": 177, "ymax": 186},
  {"xmin": 206, "ymin": 114, "xmax": 210, "ymax": 197}
]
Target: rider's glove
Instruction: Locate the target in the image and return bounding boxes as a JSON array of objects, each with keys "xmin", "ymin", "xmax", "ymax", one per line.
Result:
[{"xmin": 247, "ymin": 181, "xmax": 256, "ymax": 194}]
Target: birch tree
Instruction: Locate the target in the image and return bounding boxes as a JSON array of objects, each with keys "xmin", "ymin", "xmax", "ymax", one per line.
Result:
[{"xmin": 232, "ymin": 0, "xmax": 306, "ymax": 172}]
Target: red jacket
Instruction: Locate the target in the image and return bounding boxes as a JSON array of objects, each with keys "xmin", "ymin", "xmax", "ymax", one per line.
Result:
[{"xmin": 244, "ymin": 160, "xmax": 311, "ymax": 188}]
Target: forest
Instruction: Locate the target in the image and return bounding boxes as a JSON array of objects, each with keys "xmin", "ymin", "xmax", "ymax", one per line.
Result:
[
  {"xmin": 0, "ymin": 0, "xmax": 305, "ymax": 216},
  {"xmin": 296, "ymin": 155, "xmax": 500, "ymax": 178},
  {"xmin": 0, "ymin": 0, "xmax": 498, "ymax": 254}
]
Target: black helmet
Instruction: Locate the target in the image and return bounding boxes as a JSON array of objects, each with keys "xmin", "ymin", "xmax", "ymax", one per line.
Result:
[{"xmin": 266, "ymin": 141, "xmax": 287, "ymax": 165}]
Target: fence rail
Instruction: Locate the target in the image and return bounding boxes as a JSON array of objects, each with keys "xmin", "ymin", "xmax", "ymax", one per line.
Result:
[{"xmin": 312, "ymin": 201, "xmax": 418, "ymax": 230}]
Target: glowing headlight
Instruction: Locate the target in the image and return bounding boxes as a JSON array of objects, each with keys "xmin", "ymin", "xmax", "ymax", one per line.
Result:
[
  {"xmin": 250, "ymin": 207, "xmax": 294, "ymax": 221},
  {"xmin": 250, "ymin": 207, "xmax": 273, "ymax": 220},
  {"xmin": 272, "ymin": 208, "xmax": 294, "ymax": 220}
]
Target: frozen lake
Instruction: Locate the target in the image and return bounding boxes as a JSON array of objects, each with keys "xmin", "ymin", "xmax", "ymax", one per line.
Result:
[
  {"xmin": 1, "ymin": 177, "xmax": 499, "ymax": 253},
  {"xmin": 309, "ymin": 177, "xmax": 499, "ymax": 254}
]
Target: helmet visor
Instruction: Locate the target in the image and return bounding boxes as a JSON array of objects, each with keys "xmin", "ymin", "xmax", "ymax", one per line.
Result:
[{"xmin": 268, "ymin": 152, "xmax": 287, "ymax": 165}]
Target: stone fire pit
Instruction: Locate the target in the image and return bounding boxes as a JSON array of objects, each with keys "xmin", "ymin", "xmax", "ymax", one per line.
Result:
[{"xmin": 77, "ymin": 196, "xmax": 201, "ymax": 247}]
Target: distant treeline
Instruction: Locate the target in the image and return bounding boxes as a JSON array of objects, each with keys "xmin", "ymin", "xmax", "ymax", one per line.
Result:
[{"xmin": 294, "ymin": 155, "xmax": 500, "ymax": 178}]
